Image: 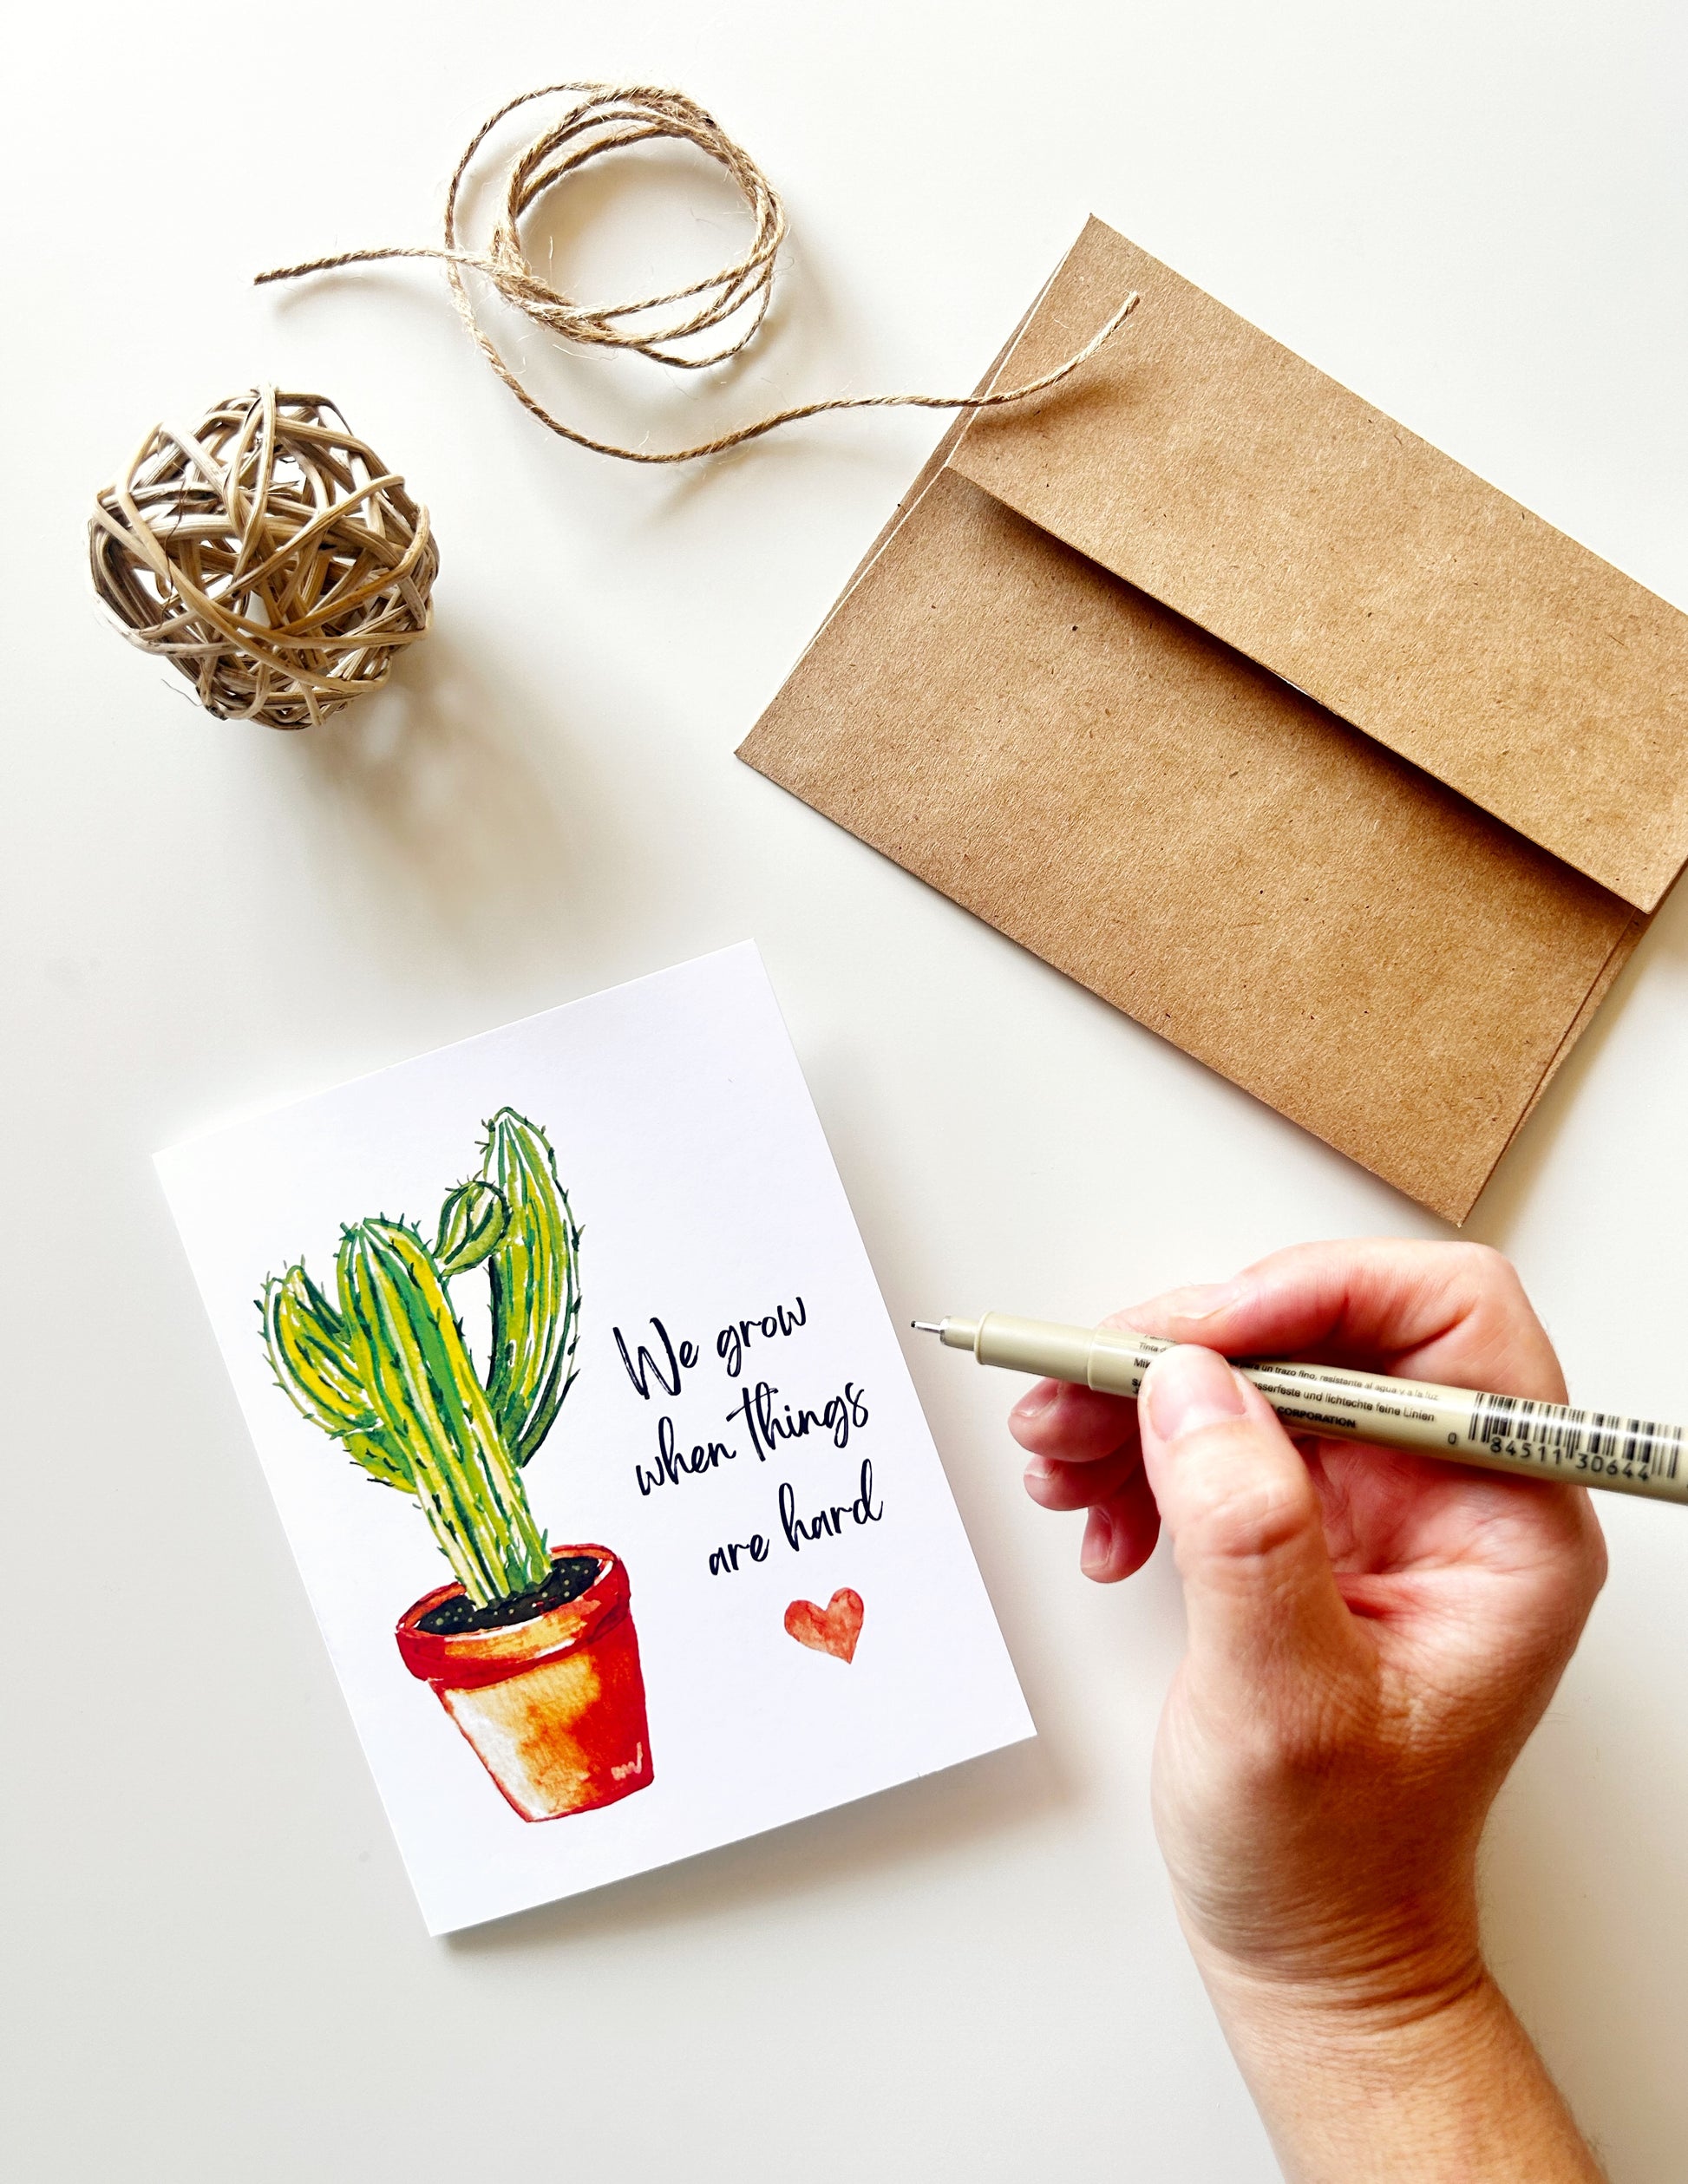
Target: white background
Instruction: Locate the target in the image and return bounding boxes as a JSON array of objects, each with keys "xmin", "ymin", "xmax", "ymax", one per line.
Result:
[{"xmin": 3, "ymin": 1, "xmax": 1685, "ymax": 2175}]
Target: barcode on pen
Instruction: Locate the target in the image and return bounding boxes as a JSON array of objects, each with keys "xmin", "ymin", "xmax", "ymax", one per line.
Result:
[{"xmin": 1466, "ymin": 1395, "xmax": 1682, "ymax": 1482}]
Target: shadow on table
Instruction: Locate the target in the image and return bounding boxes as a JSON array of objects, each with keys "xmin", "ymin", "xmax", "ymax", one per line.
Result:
[
  {"xmin": 1469, "ymin": 876, "xmax": 1688, "ymax": 1241},
  {"xmin": 445, "ymin": 1733, "xmax": 1065, "ymax": 1958},
  {"xmin": 1465, "ymin": 878, "xmax": 1688, "ymax": 2175},
  {"xmin": 277, "ymin": 618, "xmax": 640, "ymax": 992},
  {"xmin": 1482, "ymin": 1646, "xmax": 1688, "ymax": 2178}
]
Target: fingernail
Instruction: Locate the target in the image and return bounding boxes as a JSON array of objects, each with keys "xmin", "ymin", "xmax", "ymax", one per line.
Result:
[
  {"xmin": 1023, "ymin": 1455, "xmax": 1056, "ymax": 1493},
  {"xmin": 1145, "ymin": 1346, "xmax": 1246, "ymax": 1441},
  {"xmin": 1011, "ymin": 1383, "xmax": 1057, "ymax": 1422},
  {"xmin": 1080, "ymin": 1503, "xmax": 1115, "ymax": 1576}
]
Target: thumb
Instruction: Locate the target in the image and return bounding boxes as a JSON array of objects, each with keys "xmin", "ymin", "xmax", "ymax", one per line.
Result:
[{"xmin": 1139, "ymin": 1345, "xmax": 1358, "ymax": 1684}]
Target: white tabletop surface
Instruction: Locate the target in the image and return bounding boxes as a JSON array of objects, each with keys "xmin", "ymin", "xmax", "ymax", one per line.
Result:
[{"xmin": 5, "ymin": 3, "xmax": 1685, "ymax": 2177}]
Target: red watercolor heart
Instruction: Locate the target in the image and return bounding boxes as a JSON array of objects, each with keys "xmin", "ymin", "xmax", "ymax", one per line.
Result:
[{"xmin": 784, "ymin": 1588, "xmax": 865, "ymax": 1664}]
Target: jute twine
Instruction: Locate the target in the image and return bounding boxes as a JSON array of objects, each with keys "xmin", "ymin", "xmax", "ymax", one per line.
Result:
[
  {"xmin": 257, "ymin": 82, "xmax": 1141, "ymax": 464},
  {"xmin": 89, "ymin": 389, "xmax": 437, "ymax": 729}
]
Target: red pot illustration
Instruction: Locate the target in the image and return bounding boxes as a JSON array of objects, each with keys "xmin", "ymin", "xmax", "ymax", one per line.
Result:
[{"xmin": 396, "ymin": 1546, "xmax": 652, "ymax": 1821}]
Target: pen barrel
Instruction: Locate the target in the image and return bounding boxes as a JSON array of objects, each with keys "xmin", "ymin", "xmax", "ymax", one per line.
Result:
[
  {"xmin": 1240, "ymin": 1358, "xmax": 1688, "ymax": 1504},
  {"xmin": 972, "ymin": 1313, "xmax": 1102, "ymax": 1383},
  {"xmin": 966, "ymin": 1317, "xmax": 1688, "ymax": 1505}
]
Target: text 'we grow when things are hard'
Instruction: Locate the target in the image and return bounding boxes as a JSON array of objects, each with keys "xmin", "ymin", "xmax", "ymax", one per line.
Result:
[{"xmin": 611, "ymin": 1300, "xmax": 882, "ymax": 1576}]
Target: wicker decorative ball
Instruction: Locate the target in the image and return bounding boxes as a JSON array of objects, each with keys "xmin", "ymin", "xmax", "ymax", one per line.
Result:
[{"xmin": 89, "ymin": 388, "xmax": 439, "ymax": 729}]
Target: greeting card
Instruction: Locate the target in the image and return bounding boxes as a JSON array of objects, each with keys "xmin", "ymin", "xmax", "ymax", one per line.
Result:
[{"xmin": 157, "ymin": 945, "xmax": 1031, "ymax": 1932}]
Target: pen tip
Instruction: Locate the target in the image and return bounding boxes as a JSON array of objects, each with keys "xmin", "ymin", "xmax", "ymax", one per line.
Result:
[{"xmin": 911, "ymin": 1320, "xmax": 942, "ymax": 1335}]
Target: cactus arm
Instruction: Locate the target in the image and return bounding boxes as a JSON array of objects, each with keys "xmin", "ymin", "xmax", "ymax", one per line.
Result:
[
  {"xmin": 261, "ymin": 1266, "xmax": 412, "ymax": 1493},
  {"xmin": 435, "ymin": 1180, "xmax": 508, "ymax": 1278},
  {"xmin": 341, "ymin": 1432, "xmax": 412, "ymax": 1489},
  {"xmin": 481, "ymin": 1110, "xmax": 582, "ymax": 1468},
  {"xmin": 338, "ymin": 1219, "xmax": 549, "ymax": 1605}
]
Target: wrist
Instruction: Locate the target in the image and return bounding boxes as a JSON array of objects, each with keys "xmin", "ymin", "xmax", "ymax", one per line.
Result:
[
  {"xmin": 1191, "ymin": 1946, "xmax": 1603, "ymax": 2184},
  {"xmin": 1194, "ymin": 1935, "xmax": 1488, "ymax": 2049},
  {"xmin": 1182, "ymin": 1889, "xmax": 1487, "ymax": 2035}
]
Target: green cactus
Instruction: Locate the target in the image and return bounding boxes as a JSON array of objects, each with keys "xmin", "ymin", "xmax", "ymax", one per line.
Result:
[
  {"xmin": 435, "ymin": 1179, "xmax": 508, "ymax": 1277},
  {"xmin": 262, "ymin": 1264, "xmax": 412, "ymax": 1492},
  {"xmin": 339, "ymin": 1218, "xmax": 549, "ymax": 1601},
  {"xmin": 481, "ymin": 1107, "xmax": 582, "ymax": 1468},
  {"xmin": 260, "ymin": 1111, "xmax": 580, "ymax": 1607}
]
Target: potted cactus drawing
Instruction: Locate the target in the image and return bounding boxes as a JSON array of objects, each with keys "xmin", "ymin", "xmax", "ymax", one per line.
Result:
[{"xmin": 259, "ymin": 1109, "xmax": 652, "ymax": 1822}]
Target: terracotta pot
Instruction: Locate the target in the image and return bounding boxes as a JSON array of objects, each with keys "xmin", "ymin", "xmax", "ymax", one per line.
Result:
[{"xmin": 396, "ymin": 1545, "xmax": 653, "ymax": 1822}]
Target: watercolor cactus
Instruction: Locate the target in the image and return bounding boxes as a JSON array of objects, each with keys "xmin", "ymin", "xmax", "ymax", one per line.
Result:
[{"xmin": 260, "ymin": 1110, "xmax": 651, "ymax": 1821}]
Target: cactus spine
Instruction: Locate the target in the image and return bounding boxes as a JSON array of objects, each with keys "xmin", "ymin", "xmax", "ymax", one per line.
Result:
[{"xmin": 260, "ymin": 1112, "xmax": 579, "ymax": 1607}]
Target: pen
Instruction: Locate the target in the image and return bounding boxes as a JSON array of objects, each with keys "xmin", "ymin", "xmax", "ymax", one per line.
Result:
[{"xmin": 913, "ymin": 1312, "xmax": 1688, "ymax": 1505}]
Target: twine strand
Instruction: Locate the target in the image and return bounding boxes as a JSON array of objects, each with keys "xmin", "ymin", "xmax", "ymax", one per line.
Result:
[{"xmin": 257, "ymin": 82, "xmax": 1139, "ymax": 464}]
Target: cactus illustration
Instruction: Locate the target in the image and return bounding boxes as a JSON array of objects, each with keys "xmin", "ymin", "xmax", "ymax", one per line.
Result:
[
  {"xmin": 260, "ymin": 1108, "xmax": 582, "ymax": 1606},
  {"xmin": 434, "ymin": 1178, "xmax": 508, "ymax": 1277},
  {"xmin": 482, "ymin": 1107, "xmax": 583, "ymax": 1467},
  {"xmin": 263, "ymin": 1262, "xmax": 411, "ymax": 1493}
]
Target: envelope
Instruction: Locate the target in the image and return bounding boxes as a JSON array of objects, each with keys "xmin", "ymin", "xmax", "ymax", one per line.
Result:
[{"xmin": 737, "ymin": 220, "xmax": 1688, "ymax": 1221}]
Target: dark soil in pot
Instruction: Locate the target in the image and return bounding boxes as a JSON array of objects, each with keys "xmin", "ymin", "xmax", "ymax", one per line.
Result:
[{"xmin": 417, "ymin": 1552, "xmax": 602, "ymax": 1636}]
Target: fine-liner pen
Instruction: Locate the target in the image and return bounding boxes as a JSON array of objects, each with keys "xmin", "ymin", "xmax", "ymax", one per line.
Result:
[{"xmin": 913, "ymin": 1312, "xmax": 1688, "ymax": 1506}]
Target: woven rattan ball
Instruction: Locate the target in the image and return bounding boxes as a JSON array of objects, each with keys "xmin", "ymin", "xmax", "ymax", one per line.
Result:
[{"xmin": 89, "ymin": 388, "xmax": 438, "ymax": 729}]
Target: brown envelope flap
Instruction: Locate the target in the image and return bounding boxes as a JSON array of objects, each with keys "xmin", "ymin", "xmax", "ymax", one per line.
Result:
[
  {"xmin": 737, "ymin": 466, "xmax": 1645, "ymax": 1222},
  {"xmin": 950, "ymin": 219, "xmax": 1688, "ymax": 912}
]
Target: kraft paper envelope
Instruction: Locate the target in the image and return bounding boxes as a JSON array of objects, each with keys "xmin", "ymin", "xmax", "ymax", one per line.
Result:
[{"xmin": 739, "ymin": 219, "xmax": 1688, "ymax": 1221}]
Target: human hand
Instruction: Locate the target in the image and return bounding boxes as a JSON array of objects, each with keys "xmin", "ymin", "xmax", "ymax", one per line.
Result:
[{"xmin": 1008, "ymin": 1240, "xmax": 1607, "ymax": 2181}]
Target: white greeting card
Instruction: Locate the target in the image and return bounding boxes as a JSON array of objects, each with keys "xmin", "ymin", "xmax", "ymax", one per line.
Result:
[{"xmin": 157, "ymin": 945, "xmax": 1032, "ymax": 1932}]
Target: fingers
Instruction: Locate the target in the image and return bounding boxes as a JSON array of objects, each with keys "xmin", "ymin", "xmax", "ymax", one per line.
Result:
[
  {"xmin": 1024, "ymin": 1448, "xmax": 1161, "ymax": 1575},
  {"xmin": 1137, "ymin": 1345, "xmax": 1358, "ymax": 1681},
  {"xmin": 1009, "ymin": 1377, "xmax": 1138, "ymax": 1464},
  {"xmin": 1022, "ymin": 1442, "xmax": 1140, "ymax": 1511},
  {"xmin": 1078, "ymin": 1466, "xmax": 1162, "ymax": 1582},
  {"xmin": 1114, "ymin": 1239, "xmax": 1566, "ymax": 1403},
  {"xmin": 1009, "ymin": 1379, "xmax": 1157, "ymax": 1580},
  {"xmin": 1011, "ymin": 1240, "xmax": 1564, "ymax": 1594}
]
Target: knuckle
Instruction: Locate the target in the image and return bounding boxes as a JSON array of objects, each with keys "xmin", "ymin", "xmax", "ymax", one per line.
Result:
[
  {"xmin": 1448, "ymin": 1239, "xmax": 1519, "ymax": 1298},
  {"xmin": 1441, "ymin": 1243, "xmax": 1562, "ymax": 1395},
  {"xmin": 1578, "ymin": 1511, "xmax": 1610, "ymax": 1599}
]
